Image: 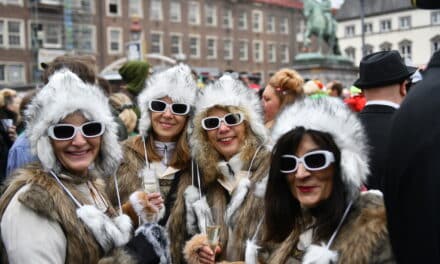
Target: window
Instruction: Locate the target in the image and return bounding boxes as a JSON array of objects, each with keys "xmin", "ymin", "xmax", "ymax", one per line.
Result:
[
  {"xmin": 189, "ymin": 35, "xmax": 200, "ymax": 58},
  {"xmin": 252, "ymin": 10, "xmax": 263, "ymax": 32},
  {"xmin": 268, "ymin": 42, "xmax": 276, "ymax": 63},
  {"xmin": 107, "ymin": 0, "xmax": 121, "ymax": 16},
  {"xmin": 150, "ymin": 0, "xmax": 163, "ymax": 21},
  {"xmin": 380, "ymin": 42, "xmax": 392, "ymax": 51},
  {"xmin": 345, "ymin": 25, "xmax": 355, "ymax": 37},
  {"xmin": 73, "ymin": 24, "xmax": 95, "ymax": 52},
  {"xmin": 0, "ymin": 19, "xmax": 24, "ymax": 49},
  {"xmin": 239, "ymin": 40, "xmax": 248, "ymax": 61},
  {"xmin": 150, "ymin": 32, "xmax": 162, "ymax": 53},
  {"xmin": 108, "ymin": 27, "xmax": 122, "ymax": 54},
  {"xmin": 363, "ymin": 23, "xmax": 372, "ymax": 34},
  {"xmin": 365, "ymin": 44, "xmax": 374, "ymax": 55},
  {"xmin": 2, "ymin": 0, "xmax": 23, "ymax": 6},
  {"xmin": 223, "ymin": 38, "xmax": 233, "ymax": 60},
  {"xmin": 432, "ymin": 11, "xmax": 440, "ymax": 25},
  {"xmin": 399, "ymin": 16, "xmax": 411, "ymax": 29},
  {"xmin": 345, "ymin": 47, "xmax": 355, "ymax": 61},
  {"xmin": 0, "ymin": 63, "xmax": 25, "ymax": 84},
  {"xmin": 399, "ymin": 40, "xmax": 412, "ymax": 60},
  {"xmin": 380, "ymin": 19, "xmax": 391, "ymax": 32},
  {"xmin": 207, "ymin": 37, "xmax": 217, "ymax": 59},
  {"xmin": 267, "ymin": 15, "xmax": 275, "ymax": 33},
  {"xmin": 170, "ymin": 1, "xmax": 181, "ymax": 22},
  {"xmin": 129, "ymin": 0, "xmax": 143, "ymax": 18},
  {"xmin": 205, "ymin": 4, "xmax": 217, "ymax": 27},
  {"xmin": 188, "ymin": 1, "xmax": 200, "ymax": 25},
  {"xmin": 280, "ymin": 17, "xmax": 288, "ymax": 34},
  {"xmin": 222, "ymin": 8, "xmax": 233, "ymax": 29},
  {"xmin": 238, "ymin": 12, "xmax": 247, "ymax": 30},
  {"xmin": 73, "ymin": 0, "xmax": 94, "ymax": 14},
  {"xmin": 45, "ymin": 23, "xmax": 62, "ymax": 48},
  {"xmin": 432, "ymin": 35, "xmax": 440, "ymax": 54},
  {"xmin": 253, "ymin": 40, "xmax": 263, "ymax": 62},
  {"xmin": 280, "ymin": 44, "xmax": 289, "ymax": 63},
  {"xmin": 170, "ymin": 34, "xmax": 182, "ymax": 55}
]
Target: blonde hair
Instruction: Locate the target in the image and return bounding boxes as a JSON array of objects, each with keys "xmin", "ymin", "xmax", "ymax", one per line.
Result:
[
  {"xmin": 0, "ymin": 88, "xmax": 17, "ymax": 108},
  {"xmin": 109, "ymin": 93, "xmax": 137, "ymax": 134},
  {"xmin": 268, "ymin": 68, "xmax": 304, "ymax": 107}
]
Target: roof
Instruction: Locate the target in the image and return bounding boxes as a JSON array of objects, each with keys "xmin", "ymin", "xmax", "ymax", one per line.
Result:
[
  {"xmin": 253, "ymin": 0, "xmax": 303, "ymax": 9},
  {"xmin": 336, "ymin": 0, "xmax": 414, "ymax": 21}
]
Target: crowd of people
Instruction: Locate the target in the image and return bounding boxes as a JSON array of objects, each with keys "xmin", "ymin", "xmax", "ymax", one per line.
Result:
[{"xmin": 0, "ymin": 46, "xmax": 438, "ymax": 264}]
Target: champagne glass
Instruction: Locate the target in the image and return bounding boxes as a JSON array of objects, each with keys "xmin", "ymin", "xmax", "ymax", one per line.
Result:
[{"xmin": 206, "ymin": 207, "xmax": 222, "ymax": 252}]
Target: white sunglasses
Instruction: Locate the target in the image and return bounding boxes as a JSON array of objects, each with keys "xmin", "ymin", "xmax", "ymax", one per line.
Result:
[{"xmin": 280, "ymin": 150, "xmax": 335, "ymax": 173}]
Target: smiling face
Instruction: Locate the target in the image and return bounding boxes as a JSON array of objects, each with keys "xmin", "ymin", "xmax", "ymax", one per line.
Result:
[
  {"xmin": 150, "ymin": 96, "xmax": 188, "ymax": 142},
  {"xmin": 50, "ymin": 112, "xmax": 101, "ymax": 177},
  {"xmin": 206, "ymin": 108, "xmax": 246, "ymax": 161},
  {"xmin": 262, "ymin": 85, "xmax": 281, "ymax": 124},
  {"xmin": 287, "ymin": 133, "xmax": 334, "ymax": 208}
]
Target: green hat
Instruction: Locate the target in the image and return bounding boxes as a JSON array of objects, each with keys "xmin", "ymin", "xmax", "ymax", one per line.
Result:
[{"xmin": 118, "ymin": 61, "xmax": 150, "ymax": 96}]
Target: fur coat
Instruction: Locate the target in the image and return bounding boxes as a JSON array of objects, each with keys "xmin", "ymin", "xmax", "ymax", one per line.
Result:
[
  {"xmin": 183, "ymin": 145, "xmax": 271, "ymax": 263},
  {"xmin": 107, "ymin": 135, "xmax": 193, "ymax": 264},
  {"xmin": 263, "ymin": 192, "xmax": 395, "ymax": 264},
  {"xmin": 0, "ymin": 164, "xmax": 136, "ymax": 264}
]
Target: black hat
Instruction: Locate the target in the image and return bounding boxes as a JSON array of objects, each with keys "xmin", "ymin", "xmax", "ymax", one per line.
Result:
[{"xmin": 354, "ymin": 50, "xmax": 417, "ymax": 89}]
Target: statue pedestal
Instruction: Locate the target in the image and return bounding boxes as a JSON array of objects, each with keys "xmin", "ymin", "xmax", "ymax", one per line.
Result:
[{"xmin": 293, "ymin": 53, "xmax": 358, "ymax": 87}]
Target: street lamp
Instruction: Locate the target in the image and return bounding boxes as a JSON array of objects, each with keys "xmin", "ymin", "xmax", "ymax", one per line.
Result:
[{"xmin": 360, "ymin": 0, "xmax": 366, "ymax": 57}]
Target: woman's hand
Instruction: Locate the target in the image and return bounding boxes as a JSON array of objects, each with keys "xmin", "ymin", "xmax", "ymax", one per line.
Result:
[
  {"xmin": 7, "ymin": 125, "xmax": 17, "ymax": 141},
  {"xmin": 197, "ymin": 245, "xmax": 221, "ymax": 264},
  {"xmin": 147, "ymin": 192, "xmax": 164, "ymax": 210}
]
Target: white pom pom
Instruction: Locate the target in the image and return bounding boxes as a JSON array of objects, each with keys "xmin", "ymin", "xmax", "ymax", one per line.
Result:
[
  {"xmin": 302, "ymin": 243, "xmax": 338, "ymax": 264},
  {"xmin": 245, "ymin": 239, "xmax": 260, "ymax": 264}
]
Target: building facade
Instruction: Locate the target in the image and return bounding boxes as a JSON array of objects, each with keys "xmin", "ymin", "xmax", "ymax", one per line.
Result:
[
  {"xmin": 336, "ymin": 0, "xmax": 440, "ymax": 67},
  {"xmin": 0, "ymin": 0, "xmax": 303, "ymax": 88}
]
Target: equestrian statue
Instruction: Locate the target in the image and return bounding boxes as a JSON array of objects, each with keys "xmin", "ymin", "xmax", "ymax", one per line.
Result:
[{"xmin": 303, "ymin": 0, "xmax": 341, "ymax": 55}]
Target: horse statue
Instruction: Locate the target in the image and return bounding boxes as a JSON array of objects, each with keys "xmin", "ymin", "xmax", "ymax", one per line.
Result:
[{"xmin": 303, "ymin": 0, "xmax": 341, "ymax": 55}]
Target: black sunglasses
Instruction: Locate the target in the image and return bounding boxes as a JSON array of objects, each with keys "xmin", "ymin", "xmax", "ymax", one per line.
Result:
[
  {"xmin": 48, "ymin": 121, "xmax": 105, "ymax": 140},
  {"xmin": 148, "ymin": 100, "xmax": 190, "ymax": 115}
]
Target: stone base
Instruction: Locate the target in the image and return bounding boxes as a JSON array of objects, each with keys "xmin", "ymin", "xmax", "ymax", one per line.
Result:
[{"xmin": 293, "ymin": 53, "xmax": 358, "ymax": 88}]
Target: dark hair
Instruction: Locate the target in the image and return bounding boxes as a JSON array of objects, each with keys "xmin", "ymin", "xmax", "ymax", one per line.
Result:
[
  {"xmin": 264, "ymin": 127, "xmax": 346, "ymax": 246},
  {"xmin": 330, "ymin": 81, "xmax": 343, "ymax": 97},
  {"xmin": 41, "ymin": 55, "xmax": 97, "ymax": 84}
]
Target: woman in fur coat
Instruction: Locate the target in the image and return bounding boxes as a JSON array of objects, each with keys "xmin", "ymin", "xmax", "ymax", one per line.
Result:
[
  {"xmin": 0, "ymin": 69, "xmax": 137, "ymax": 263},
  {"xmin": 182, "ymin": 75, "xmax": 271, "ymax": 263},
  {"xmin": 106, "ymin": 64, "xmax": 197, "ymax": 263},
  {"xmin": 260, "ymin": 97, "xmax": 394, "ymax": 264}
]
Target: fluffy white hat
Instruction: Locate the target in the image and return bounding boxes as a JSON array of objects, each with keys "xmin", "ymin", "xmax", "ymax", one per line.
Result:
[
  {"xmin": 271, "ymin": 97, "xmax": 369, "ymax": 200},
  {"xmin": 137, "ymin": 64, "xmax": 197, "ymax": 137},
  {"xmin": 190, "ymin": 75, "xmax": 268, "ymax": 156},
  {"xmin": 25, "ymin": 69, "xmax": 121, "ymax": 177}
]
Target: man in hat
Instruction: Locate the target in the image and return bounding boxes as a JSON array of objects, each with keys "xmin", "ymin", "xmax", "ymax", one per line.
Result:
[
  {"xmin": 384, "ymin": 49, "xmax": 440, "ymax": 263},
  {"xmin": 354, "ymin": 50, "xmax": 416, "ymax": 192}
]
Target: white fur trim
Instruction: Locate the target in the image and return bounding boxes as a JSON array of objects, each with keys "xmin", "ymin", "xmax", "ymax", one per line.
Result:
[
  {"xmin": 271, "ymin": 98, "xmax": 369, "ymax": 201},
  {"xmin": 129, "ymin": 191, "xmax": 164, "ymax": 223},
  {"xmin": 25, "ymin": 69, "xmax": 121, "ymax": 176},
  {"xmin": 192, "ymin": 196, "xmax": 211, "ymax": 234},
  {"xmin": 137, "ymin": 64, "xmax": 197, "ymax": 137},
  {"xmin": 190, "ymin": 75, "xmax": 268, "ymax": 161},
  {"xmin": 135, "ymin": 223, "xmax": 171, "ymax": 264},
  {"xmin": 225, "ymin": 177, "xmax": 251, "ymax": 227},
  {"xmin": 76, "ymin": 205, "xmax": 132, "ymax": 253},
  {"xmin": 253, "ymin": 175, "xmax": 268, "ymax": 198},
  {"xmin": 302, "ymin": 243, "xmax": 338, "ymax": 264},
  {"xmin": 184, "ymin": 185, "xmax": 201, "ymax": 235},
  {"xmin": 362, "ymin": 189, "xmax": 383, "ymax": 197},
  {"xmin": 245, "ymin": 239, "xmax": 261, "ymax": 264}
]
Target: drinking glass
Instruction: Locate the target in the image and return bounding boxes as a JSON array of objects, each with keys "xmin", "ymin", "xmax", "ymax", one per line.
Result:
[{"xmin": 206, "ymin": 207, "xmax": 222, "ymax": 252}]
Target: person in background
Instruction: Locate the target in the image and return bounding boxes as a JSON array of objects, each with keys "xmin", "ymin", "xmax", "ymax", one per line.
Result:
[
  {"xmin": 327, "ymin": 81, "xmax": 343, "ymax": 98},
  {"xmin": 343, "ymin": 86, "xmax": 366, "ymax": 112},
  {"xmin": 107, "ymin": 64, "xmax": 197, "ymax": 264},
  {"xmin": 118, "ymin": 61, "xmax": 150, "ymax": 100},
  {"xmin": 0, "ymin": 88, "xmax": 20, "ymax": 182},
  {"xmin": 384, "ymin": 49, "xmax": 440, "ymax": 263},
  {"xmin": 262, "ymin": 68, "xmax": 304, "ymax": 130},
  {"xmin": 109, "ymin": 92, "xmax": 138, "ymax": 138},
  {"xmin": 183, "ymin": 75, "xmax": 271, "ymax": 263},
  {"xmin": 355, "ymin": 51, "xmax": 415, "ymax": 192},
  {"xmin": 261, "ymin": 98, "xmax": 393, "ymax": 263},
  {"xmin": 0, "ymin": 69, "xmax": 136, "ymax": 263}
]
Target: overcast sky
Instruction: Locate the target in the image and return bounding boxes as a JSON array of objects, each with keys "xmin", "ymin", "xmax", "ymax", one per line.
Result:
[{"xmin": 331, "ymin": 0, "xmax": 345, "ymax": 8}]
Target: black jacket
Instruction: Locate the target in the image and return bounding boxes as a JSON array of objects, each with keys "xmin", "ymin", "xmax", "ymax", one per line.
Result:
[{"xmin": 384, "ymin": 50, "xmax": 440, "ymax": 263}]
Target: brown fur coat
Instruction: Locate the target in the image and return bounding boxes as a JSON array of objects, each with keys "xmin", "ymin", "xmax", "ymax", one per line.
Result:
[
  {"xmin": 265, "ymin": 192, "xmax": 395, "ymax": 264},
  {"xmin": 0, "ymin": 164, "xmax": 136, "ymax": 264}
]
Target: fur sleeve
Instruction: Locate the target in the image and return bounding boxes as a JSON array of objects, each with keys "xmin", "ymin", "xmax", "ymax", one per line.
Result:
[{"xmin": 183, "ymin": 234, "xmax": 208, "ymax": 264}]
